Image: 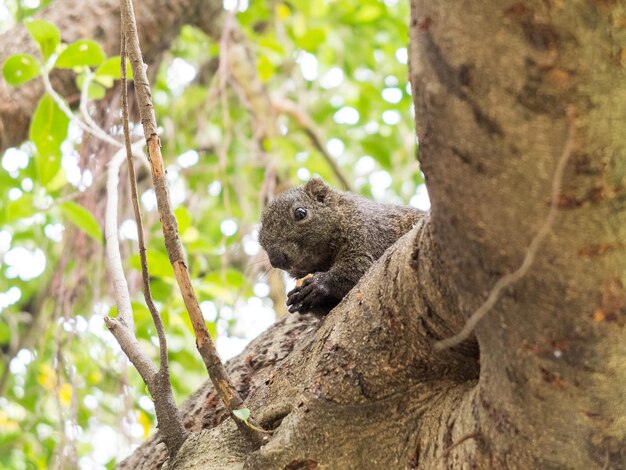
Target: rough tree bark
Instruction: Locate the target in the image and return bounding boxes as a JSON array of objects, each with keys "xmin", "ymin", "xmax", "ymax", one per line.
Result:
[
  {"xmin": 3, "ymin": 0, "xmax": 625, "ymax": 468},
  {"xmin": 408, "ymin": 1, "xmax": 626, "ymax": 467}
]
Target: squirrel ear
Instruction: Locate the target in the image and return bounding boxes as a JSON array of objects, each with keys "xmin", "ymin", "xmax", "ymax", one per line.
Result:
[{"xmin": 304, "ymin": 177, "xmax": 330, "ymax": 202}]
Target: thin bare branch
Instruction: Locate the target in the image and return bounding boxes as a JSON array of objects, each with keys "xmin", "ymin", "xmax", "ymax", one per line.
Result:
[
  {"xmin": 41, "ymin": 60, "xmax": 121, "ymax": 148},
  {"xmin": 120, "ymin": 33, "xmax": 168, "ymax": 371},
  {"xmin": 118, "ymin": 0, "xmax": 266, "ymax": 445},
  {"xmin": 105, "ymin": 144, "xmax": 143, "ymax": 330},
  {"xmin": 104, "ymin": 135, "xmax": 189, "ymax": 456},
  {"xmin": 273, "ymin": 97, "xmax": 352, "ymax": 192}
]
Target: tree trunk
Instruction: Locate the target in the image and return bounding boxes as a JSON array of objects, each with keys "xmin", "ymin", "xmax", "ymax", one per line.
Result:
[
  {"xmin": 408, "ymin": 0, "xmax": 626, "ymax": 467},
  {"xmin": 123, "ymin": 1, "xmax": 625, "ymax": 468}
]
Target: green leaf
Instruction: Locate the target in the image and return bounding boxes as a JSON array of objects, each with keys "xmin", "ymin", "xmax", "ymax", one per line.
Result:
[
  {"xmin": 76, "ymin": 74, "xmax": 106, "ymax": 100},
  {"xmin": 45, "ymin": 169, "xmax": 68, "ymax": 192},
  {"xmin": 2, "ymin": 54, "xmax": 40, "ymax": 86},
  {"xmin": 258, "ymin": 36, "xmax": 285, "ymax": 54},
  {"xmin": 225, "ymin": 269, "xmax": 245, "ymax": 289},
  {"xmin": 355, "ymin": 4, "xmax": 382, "ymax": 22},
  {"xmin": 361, "ymin": 135, "xmax": 392, "ymax": 170},
  {"xmin": 29, "ymin": 94, "xmax": 69, "ymax": 185},
  {"xmin": 130, "ymin": 250, "xmax": 174, "ymax": 278},
  {"xmin": 149, "ymin": 278, "xmax": 174, "ymax": 301},
  {"xmin": 95, "ymin": 56, "xmax": 133, "ymax": 81},
  {"xmin": 0, "ymin": 322, "xmax": 9, "ymax": 344},
  {"xmin": 207, "ymin": 321, "xmax": 217, "ymax": 340},
  {"xmin": 257, "ymin": 55, "xmax": 275, "ymax": 82},
  {"xmin": 7, "ymin": 194, "xmax": 34, "ymax": 222},
  {"xmin": 233, "ymin": 408, "xmax": 250, "ymax": 422},
  {"xmin": 181, "ymin": 226, "xmax": 199, "ymax": 243},
  {"xmin": 174, "ymin": 206, "xmax": 191, "ymax": 234},
  {"xmin": 59, "ymin": 201, "xmax": 103, "ymax": 244},
  {"xmin": 131, "ymin": 300, "xmax": 154, "ymax": 339},
  {"xmin": 24, "ymin": 20, "xmax": 60, "ymax": 60},
  {"xmin": 55, "ymin": 40, "xmax": 106, "ymax": 68},
  {"xmin": 295, "ymin": 28, "xmax": 327, "ymax": 52},
  {"xmin": 88, "ymin": 82, "xmax": 106, "ymax": 99},
  {"xmin": 95, "ymin": 75, "xmax": 114, "ymax": 88}
]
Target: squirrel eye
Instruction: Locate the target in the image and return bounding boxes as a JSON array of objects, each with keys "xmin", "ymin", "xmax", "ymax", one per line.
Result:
[{"xmin": 293, "ymin": 207, "xmax": 307, "ymax": 221}]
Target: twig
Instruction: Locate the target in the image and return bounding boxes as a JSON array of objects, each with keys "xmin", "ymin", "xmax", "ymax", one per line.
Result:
[
  {"xmin": 440, "ymin": 432, "xmax": 481, "ymax": 462},
  {"xmin": 104, "ymin": 138, "xmax": 189, "ymax": 455},
  {"xmin": 78, "ymin": 69, "xmax": 113, "ymax": 142},
  {"xmin": 104, "ymin": 143, "xmax": 144, "ymax": 330},
  {"xmin": 435, "ymin": 121, "xmax": 575, "ymax": 350},
  {"xmin": 273, "ymin": 97, "xmax": 352, "ymax": 192},
  {"xmin": 118, "ymin": 0, "xmax": 266, "ymax": 445},
  {"xmin": 41, "ymin": 60, "xmax": 121, "ymax": 148},
  {"xmin": 120, "ymin": 33, "xmax": 169, "ymax": 373}
]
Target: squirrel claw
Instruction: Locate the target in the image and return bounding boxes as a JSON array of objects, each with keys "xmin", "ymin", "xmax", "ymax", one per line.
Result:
[
  {"xmin": 286, "ymin": 272, "xmax": 337, "ymax": 315},
  {"xmin": 288, "ymin": 303, "xmax": 303, "ymax": 314}
]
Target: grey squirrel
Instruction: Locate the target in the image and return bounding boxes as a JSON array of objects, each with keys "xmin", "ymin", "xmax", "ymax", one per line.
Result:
[{"xmin": 258, "ymin": 178, "xmax": 425, "ymax": 315}]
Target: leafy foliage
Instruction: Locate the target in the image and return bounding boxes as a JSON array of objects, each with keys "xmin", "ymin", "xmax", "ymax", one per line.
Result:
[
  {"xmin": 59, "ymin": 201, "xmax": 103, "ymax": 244},
  {"xmin": 2, "ymin": 53, "xmax": 39, "ymax": 86},
  {"xmin": 232, "ymin": 407, "xmax": 250, "ymax": 422},
  {"xmin": 24, "ymin": 19, "xmax": 60, "ymax": 60},
  {"xmin": 0, "ymin": 0, "xmax": 425, "ymax": 468},
  {"xmin": 55, "ymin": 39, "xmax": 106, "ymax": 68},
  {"xmin": 29, "ymin": 94, "xmax": 69, "ymax": 186}
]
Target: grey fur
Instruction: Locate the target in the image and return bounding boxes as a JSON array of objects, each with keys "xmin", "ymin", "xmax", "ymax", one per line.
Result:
[{"xmin": 258, "ymin": 178, "xmax": 425, "ymax": 315}]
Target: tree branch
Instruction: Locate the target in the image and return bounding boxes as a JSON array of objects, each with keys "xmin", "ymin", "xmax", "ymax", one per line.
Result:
[
  {"xmin": 272, "ymin": 97, "xmax": 352, "ymax": 192},
  {"xmin": 118, "ymin": 0, "xmax": 266, "ymax": 445},
  {"xmin": 103, "ymin": 145, "xmax": 157, "ymax": 380},
  {"xmin": 104, "ymin": 136, "xmax": 189, "ymax": 456},
  {"xmin": 120, "ymin": 32, "xmax": 169, "ymax": 376},
  {"xmin": 41, "ymin": 59, "xmax": 121, "ymax": 148}
]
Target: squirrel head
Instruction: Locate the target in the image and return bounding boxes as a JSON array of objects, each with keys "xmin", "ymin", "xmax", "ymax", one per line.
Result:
[{"xmin": 259, "ymin": 177, "xmax": 340, "ymax": 278}]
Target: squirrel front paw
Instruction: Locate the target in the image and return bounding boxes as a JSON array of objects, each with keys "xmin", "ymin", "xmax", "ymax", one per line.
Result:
[{"xmin": 286, "ymin": 272, "xmax": 339, "ymax": 315}]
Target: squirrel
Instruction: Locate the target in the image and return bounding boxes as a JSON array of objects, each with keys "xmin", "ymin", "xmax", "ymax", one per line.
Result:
[{"xmin": 258, "ymin": 177, "xmax": 425, "ymax": 315}]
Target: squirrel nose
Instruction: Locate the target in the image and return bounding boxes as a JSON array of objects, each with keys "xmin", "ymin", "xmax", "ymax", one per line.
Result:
[{"xmin": 267, "ymin": 249, "xmax": 289, "ymax": 270}]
